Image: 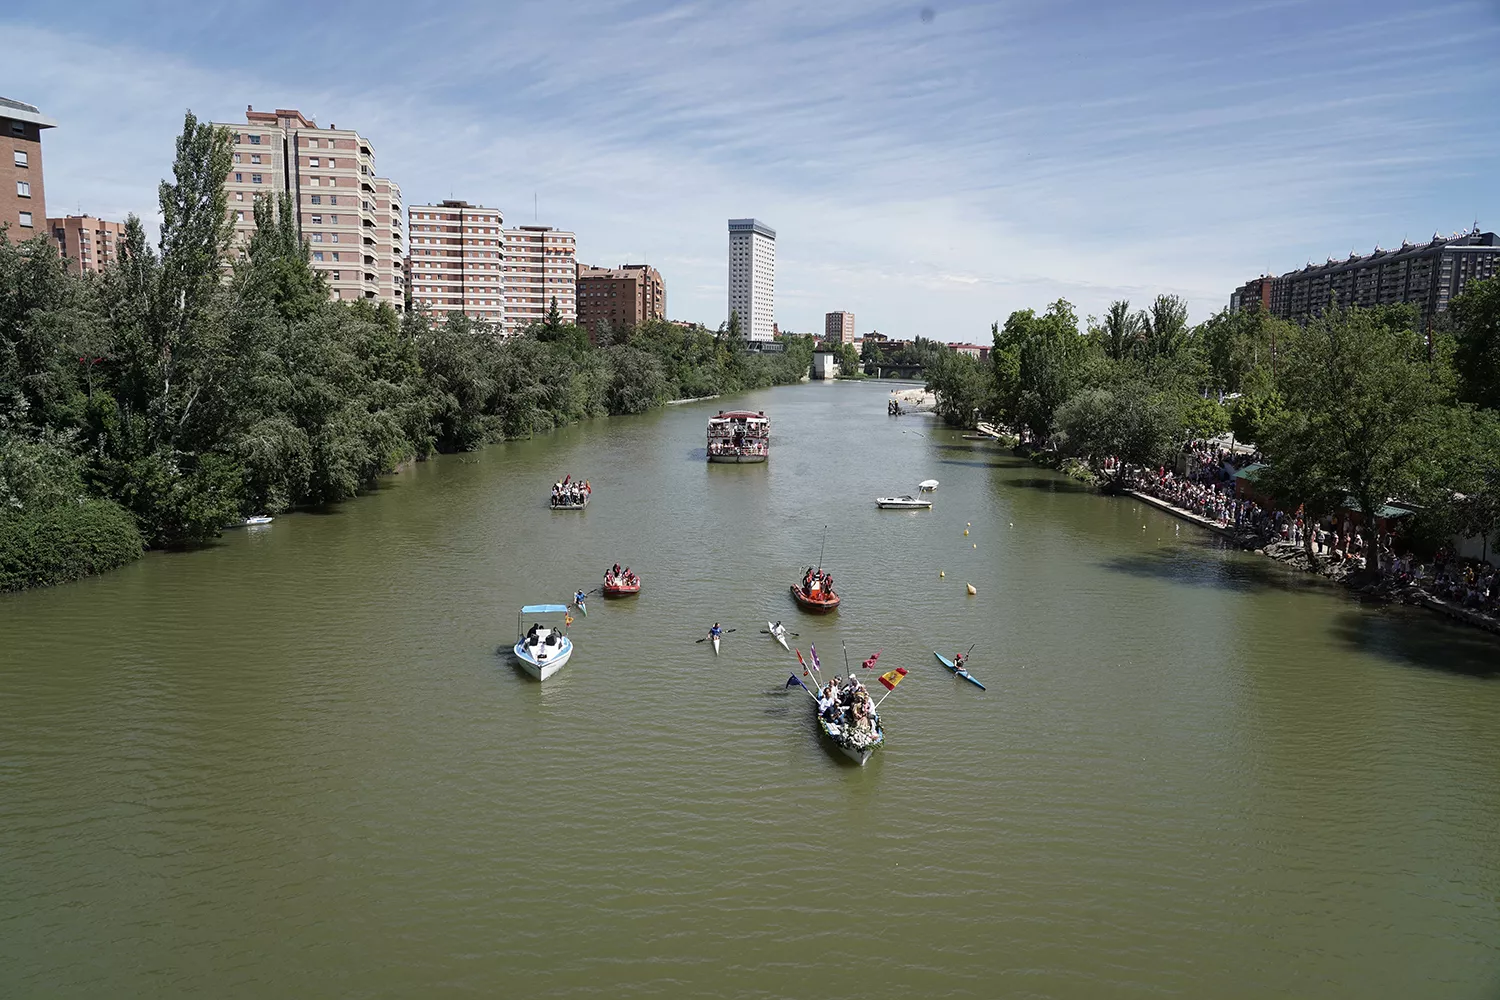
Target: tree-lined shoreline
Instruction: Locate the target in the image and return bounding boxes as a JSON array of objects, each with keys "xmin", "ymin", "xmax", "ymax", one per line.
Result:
[{"xmin": 0, "ymin": 113, "xmax": 814, "ymax": 592}]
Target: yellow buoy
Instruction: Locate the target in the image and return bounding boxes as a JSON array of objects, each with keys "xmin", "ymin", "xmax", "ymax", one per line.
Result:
[
  {"xmin": 939, "ymin": 570, "xmax": 945, "ymax": 578},
  {"xmin": 963, "ymin": 529, "xmax": 969, "ymax": 536},
  {"xmin": 966, "ymin": 583, "xmax": 977, "ymax": 595},
  {"xmin": 973, "ymin": 543, "xmax": 977, "ymax": 548}
]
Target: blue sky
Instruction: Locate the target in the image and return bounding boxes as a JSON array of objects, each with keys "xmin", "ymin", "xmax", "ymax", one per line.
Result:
[{"xmin": 3, "ymin": 0, "xmax": 1498, "ymax": 335}]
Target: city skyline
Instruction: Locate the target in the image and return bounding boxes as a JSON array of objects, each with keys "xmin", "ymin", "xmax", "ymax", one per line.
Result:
[{"xmin": 2, "ymin": 1, "xmax": 1498, "ymax": 335}]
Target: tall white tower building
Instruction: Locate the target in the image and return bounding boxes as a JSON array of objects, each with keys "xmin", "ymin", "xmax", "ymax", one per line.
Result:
[{"xmin": 727, "ymin": 218, "xmax": 775, "ymax": 341}]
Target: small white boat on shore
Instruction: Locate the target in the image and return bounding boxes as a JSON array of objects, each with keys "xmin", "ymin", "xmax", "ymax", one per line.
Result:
[
  {"xmin": 876, "ymin": 495, "xmax": 932, "ymax": 509},
  {"xmin": 243, "ymin": 515, "xmax": 274, "ymax": 525},
  {"xmin": 513, "ymin": 604, "xmax": 574, "ymax": 681},
  {"xmin": 919, "ymin": 479, "xmax": 939, "ymax": 492}
]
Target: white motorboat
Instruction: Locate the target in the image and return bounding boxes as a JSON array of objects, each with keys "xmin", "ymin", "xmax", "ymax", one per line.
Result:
[
  {"xmin": 243, "ymin": 515, "xmax": 274, "ymax": 525},
  {"xmin": 513, "ymin": 604, "xmax": 574, "ymax": 681},
  {"xmin": 918, "ymin": 479, "xmax": 939, "ymax": 491},
  {"xmin": 875, "ymin": 495, "xmax": 933, "ymax": 509},
  {"xmin": 767, "ymin": 621, "xmax": 790, "ymax": 651}
]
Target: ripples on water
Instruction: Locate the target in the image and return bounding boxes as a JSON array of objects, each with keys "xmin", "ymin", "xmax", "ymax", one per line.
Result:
[{"xmin": 3, "ymin": 382, "xmax": 1499, "ymax": 998}]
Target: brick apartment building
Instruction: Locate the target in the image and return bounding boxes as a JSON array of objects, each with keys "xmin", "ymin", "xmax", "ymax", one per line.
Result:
[
  {"xmin": 49, "ymin": 215, "xmax": 126, "ymax": 275},
  {"xmin": 1229, "ymin": 276, "xmax": 1273, "ymax": 315},
  {"xmin": 1233, "ymin": 229, "xmax": 1500, "ymax": 325},
  {"xmin": 408, "ymin": 200, "xmax": 505, "ymax": 323},
  {"xmin": 211, "ymin": 107, "xmax": 405, "ymax": 310},
  {"xmin": 502, "ymin": 225, "xmax": 576, "ymax": 334},
  {"xmin": 576, "ymin": 262, "xmax": 665, "ymax": 336},
  {"xmin": 825, "ymin": 311, "xmax": 855, "ymax": 344},
  {"xmin": 1, "ymin": 97, "xmax": 55, "ymax": 240}
]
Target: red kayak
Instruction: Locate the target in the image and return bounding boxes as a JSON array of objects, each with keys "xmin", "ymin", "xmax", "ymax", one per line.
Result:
[
  {"xmin": 790, "ymin": 583, "xmax": 840, "ymax": 612},
  {"xmin": 603, "ymin": 575, "xmax": 641, "ymax": 597}
]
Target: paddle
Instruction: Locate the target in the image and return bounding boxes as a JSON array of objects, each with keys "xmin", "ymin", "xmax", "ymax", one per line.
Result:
[
  {"xmin": 760, "ymin": 629, "xmax": 799, "ymax": 637},
  {"xmin": 694, "ymin": 629, "xmax": 736, "ymax": 643}
]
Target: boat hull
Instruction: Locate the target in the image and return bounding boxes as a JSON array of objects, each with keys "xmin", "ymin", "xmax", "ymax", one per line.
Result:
[
  {"xmin": 707, "ymin": 453, "xmax": 767, "ymax": 463},
  {"xmin": 791, "ymin": 585, "xmax": 840, "ymax": 612},
  {"xmin": 550, "ymin": 501, "xmax": 588, "ymax": 510},
  {"xmin": 934, "ymin": 651, "xmax": 986, "ymax": 690},
  {"xmin": 816, "ymin": 713, "xmax": 883, "ymax": 765},
  {"xmin": 876, "ymin": 498, "xmax": 932, "ymax": 509},
  {"xmin": 602, "ymin": 584, "xmax": 640, "ymax": 597},
  {"xmin": 514, "ymin": 637, "xmax": 574, "ymax": 681},
  {"xmin": 712, "ymin": 636, "xmax": 720, "ymax": 656}
]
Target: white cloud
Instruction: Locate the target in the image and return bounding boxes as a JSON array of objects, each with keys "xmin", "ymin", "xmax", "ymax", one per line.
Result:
[{"xmin": 3, "ymin": 0, "xmax": 1498, "ymax": 336}]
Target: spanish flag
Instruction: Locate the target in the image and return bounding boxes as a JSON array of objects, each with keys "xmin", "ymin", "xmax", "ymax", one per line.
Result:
[{"xmin": 878, "ymin": 667, "xmax": 908, "ymax": 691}]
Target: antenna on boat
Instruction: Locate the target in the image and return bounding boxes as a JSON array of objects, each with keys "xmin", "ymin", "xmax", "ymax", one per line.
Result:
[{"xmin": 817, "ymin": 525, "xmax": 828, "ymax": 573}]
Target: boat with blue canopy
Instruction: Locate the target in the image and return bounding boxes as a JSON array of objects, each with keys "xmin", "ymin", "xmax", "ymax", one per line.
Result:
[{"xmin": 514, "ymin": 604, "xmax": 574, "ymax": 681}]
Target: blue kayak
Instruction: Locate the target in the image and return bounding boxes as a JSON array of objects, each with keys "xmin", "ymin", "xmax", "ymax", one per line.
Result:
[{"xmin": 934, "ymin": 651, "xmax": 986, "ymax": 690}]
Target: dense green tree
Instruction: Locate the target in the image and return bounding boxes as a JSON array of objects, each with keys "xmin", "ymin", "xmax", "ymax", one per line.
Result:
[
  {"xmin": 1259, "ymin": 306, "xmax": 1449, "ymax": 554},
  {"xmin": 1055, "ymin": 383, "xmax": 1179, "ymax": 471},
  {"xmin": 1451, "ymin": 276, "xmax": 1500, "ymax": 410}
]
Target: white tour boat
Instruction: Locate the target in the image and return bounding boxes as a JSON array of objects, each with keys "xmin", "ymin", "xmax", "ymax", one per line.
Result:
[
  {"xmin": 707, "ymin": 410, "xmax": 769, "ymax": 463},
  {"xmin": 513, "ymin": 604, "xmax": 574, "ymax": 681}
]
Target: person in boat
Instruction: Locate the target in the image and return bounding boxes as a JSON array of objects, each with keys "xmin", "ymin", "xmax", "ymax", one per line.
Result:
[
  {"xmin": 575, "ymin": 590, "xmax": 587, "ymax": 607},
  {"xmin": 709, "ymin": 622, "xmax": 723, "ymax": 642}
]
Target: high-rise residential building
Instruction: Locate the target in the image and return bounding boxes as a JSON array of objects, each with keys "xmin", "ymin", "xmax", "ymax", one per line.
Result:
[
  {"xmin": 374, "ymin": 178, "xmax": 406, "ymax": 306},
  {"xmin": 1229, "ymin": 276, "xmax": 1273, "ymax": 315},
  {"xmin": 576, "ymin": 262, "xmax": 665, "ymax": 336},
  {"xmin": 728, "ymin": 218, "xmax": 775, "ymax": 341},
  {"xmin": 49, "ymin": 215, "xmax": 126, "ymax": 275},
  {"xmin": 502, "ymin": 225, "xmax": 576, "ymax": 334},
  {"xmin": 1234, "ymin": 229, "xmax": 1500, "ymax": 325},
  {"xmin": 825, "ymin": 311, "xmax": 855, "ymax": 344},
  {"xmin": 1, "ymin": 97, "xmax": 55, "ymax": 239},
  {"xmin": 408, "ymin": 200, "xmax": 505, "ymax": 323},
  {"xmin": 212, "ymin": 107, "xmax": 405, "ymax": 310}
]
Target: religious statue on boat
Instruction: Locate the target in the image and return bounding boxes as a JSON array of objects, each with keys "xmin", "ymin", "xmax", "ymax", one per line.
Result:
[{"xmin": 815, "ymin": 674, "xmax": 884, "ymax": 764}]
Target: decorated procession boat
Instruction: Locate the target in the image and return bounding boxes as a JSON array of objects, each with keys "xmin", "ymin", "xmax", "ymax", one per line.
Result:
[
  {"xmin": 814, "ymin": 681, "xmax": 885, "ymax": 765},
  {"xmin": 513, "ymin": 604, "xmax": 574, "ymax": 681},
  {"xmin": 707, "ymin": 410, "xmax": 769, "ymax": 463}
]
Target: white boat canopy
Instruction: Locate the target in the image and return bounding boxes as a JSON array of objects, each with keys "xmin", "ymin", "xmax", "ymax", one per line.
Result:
[{"xmin": 521, "ymin": 604, "xmax": 569, "ymax": 614}]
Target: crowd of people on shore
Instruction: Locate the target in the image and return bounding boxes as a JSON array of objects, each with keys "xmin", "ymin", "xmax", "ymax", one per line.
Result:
[
  {"xmin": 550, "ymin": 476, "xmax": 591, "ymax": 507},
  {"xmin": 1121, "ymin": 441, "xmax": 1499, "ymax": 621},
  {"xmin": 817, "ymin": 675, "xmax": 880, "ymax": 745}
]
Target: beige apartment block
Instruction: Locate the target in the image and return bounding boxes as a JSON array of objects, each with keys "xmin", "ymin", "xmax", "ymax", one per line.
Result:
[
  {"xmin": 49, "ymin": 215, "xmax": 126, "ymax": 275},
  {"xmin": 408, "ymin": 200, "xmax": 505, "ymax": 323},
  {"xmin": 212, "ymin": 107, "xmax": 404, "ymax": 311},
  {"xmin": 374, "ymin": 177, "xmax": 405, "ymax": 306},
  {"xmin": 1, "ymin": 97, "xmax": 55, "ymax": 239},
  {"xmin": 502, "ymin": 225, "xmax": 576, "ymax": 334},
  {"xmin": 576, "ymin": 262, "xmax": 665, "ymax": 336}
]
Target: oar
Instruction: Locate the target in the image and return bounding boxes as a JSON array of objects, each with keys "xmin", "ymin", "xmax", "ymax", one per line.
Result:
[
  {"xmin": 694, "ymin": 629, "xmax": 736, "ymax": 643},
  {"xmin": 760, "ymin": 629, "xmax": 800, "ymax": 637}
]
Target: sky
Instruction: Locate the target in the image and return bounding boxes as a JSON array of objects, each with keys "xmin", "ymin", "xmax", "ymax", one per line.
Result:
[{"xmin": 3, "ymin": 0, "xmax": 1498, "ymax": 336}]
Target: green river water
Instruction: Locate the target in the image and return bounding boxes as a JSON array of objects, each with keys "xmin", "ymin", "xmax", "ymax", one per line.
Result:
[{"xmin": 3, "ymin": 379, "xmax": 1498, "ymax": 999}]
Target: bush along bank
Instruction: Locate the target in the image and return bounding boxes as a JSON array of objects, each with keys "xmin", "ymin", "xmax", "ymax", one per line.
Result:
[{"xmin": 0, "ymin": 111, "xmax": 814, "ymax": 592}]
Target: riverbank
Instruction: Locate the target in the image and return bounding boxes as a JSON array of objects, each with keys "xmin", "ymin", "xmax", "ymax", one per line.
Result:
[{"xmin": 1124, "ymin": 487, "xmax": 1500, "ymax": 637}]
